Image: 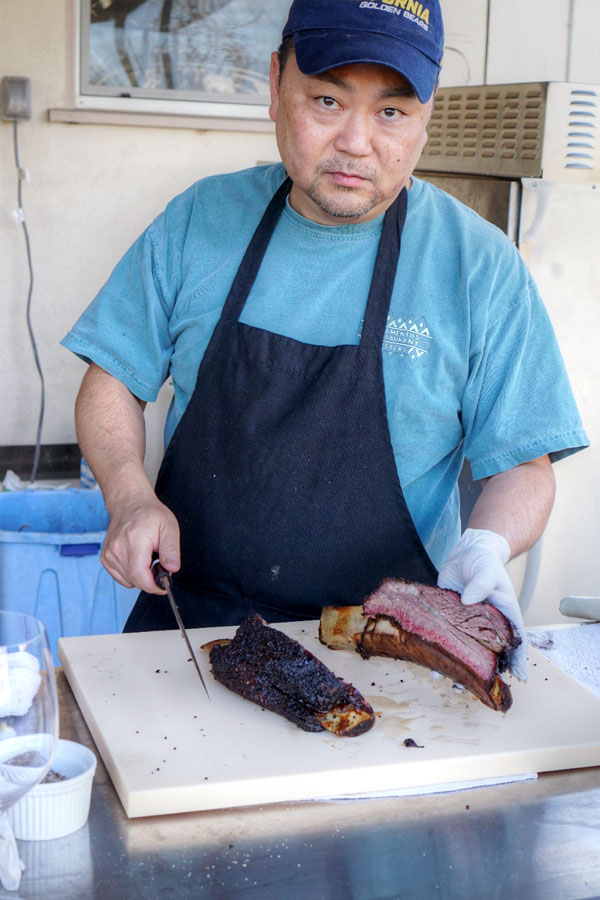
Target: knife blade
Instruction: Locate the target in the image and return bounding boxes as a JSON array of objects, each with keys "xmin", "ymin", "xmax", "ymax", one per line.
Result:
[{"xmin": 151, "ymin": 557, "xmax": 210, "ymax": 700}]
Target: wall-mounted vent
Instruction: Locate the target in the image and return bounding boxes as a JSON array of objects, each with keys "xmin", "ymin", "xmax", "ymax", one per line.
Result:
[
  {"xmin": 418, "ymin": 83, "xmax": 548, "ymax": 178},
  {"xmin": 563, "ymin": 89, "xmax": 597, "ymax": 170},
  {"xmin": 417, "ymin": 82, "xmax": 600, "ymax": 182}
]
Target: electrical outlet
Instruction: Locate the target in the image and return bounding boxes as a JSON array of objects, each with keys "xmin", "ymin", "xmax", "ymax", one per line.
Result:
[{"xmin": 2, "ymin": 76, "xmax": 32, "ymax": 121}]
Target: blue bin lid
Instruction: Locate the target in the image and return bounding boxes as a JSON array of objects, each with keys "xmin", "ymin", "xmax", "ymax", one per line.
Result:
[{"xmin": 0, "ymin": 489, "xmax": 110, "ymax": 543}]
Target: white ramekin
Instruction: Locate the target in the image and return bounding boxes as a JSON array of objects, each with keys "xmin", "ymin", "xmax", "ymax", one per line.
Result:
[{"xmin": 8, "ymin": 739, "xmax": 97, "ymax": 841}]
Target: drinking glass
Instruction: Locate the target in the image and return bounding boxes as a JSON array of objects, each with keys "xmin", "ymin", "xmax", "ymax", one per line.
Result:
[{"xmin": 0, "ymin": 612, "xmax": 58, "ymax": 893}]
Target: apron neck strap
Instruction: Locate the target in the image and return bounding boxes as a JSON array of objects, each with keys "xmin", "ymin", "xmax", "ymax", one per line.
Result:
[
  {"xmin": 221, "ymin": 177, "xmax": 292, "ymax": 325},
  {"xmin": 220, "ymin": 177, "xmax": 407, "ymax": 348},
  {"xmin": 359, "ymin": 187, "xmax": 407, "ymax": 349}
]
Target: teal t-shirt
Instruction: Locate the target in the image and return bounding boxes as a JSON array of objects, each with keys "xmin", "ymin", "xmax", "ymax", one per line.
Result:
[{"xmin": 62, "ymin": 164, "xmax": 588, "ymax": 567}]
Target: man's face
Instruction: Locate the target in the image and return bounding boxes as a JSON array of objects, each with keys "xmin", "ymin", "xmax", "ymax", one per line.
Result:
[{"xmin": 269, "ymin": 52, "xmax": 434, "ymax": 226}]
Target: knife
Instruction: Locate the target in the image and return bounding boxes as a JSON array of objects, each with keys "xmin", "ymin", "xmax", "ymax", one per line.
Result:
[{"xmin": 151, "ymin": 556, "xmax": 211, "ymax": 700}]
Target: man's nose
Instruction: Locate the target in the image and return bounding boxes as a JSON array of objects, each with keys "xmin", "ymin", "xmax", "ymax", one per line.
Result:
[{"xmin": 332, "ymin": 112, "xmax": 373, "ymax": 157}]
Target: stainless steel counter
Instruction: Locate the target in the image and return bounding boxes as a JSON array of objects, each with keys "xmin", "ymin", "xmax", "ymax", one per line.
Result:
[{"xmin": 14, "ymin": 672, "xmax": 600, "ymax": 900}]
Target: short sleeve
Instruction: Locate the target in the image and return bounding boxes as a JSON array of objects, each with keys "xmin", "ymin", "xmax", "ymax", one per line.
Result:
[
  {"xmin": 463, "ymin": 273, "xmax": 589, "ymax": 480},
  {"xmin": 61, "ymin": 220, "xmax": 173, "ymax": 403}
]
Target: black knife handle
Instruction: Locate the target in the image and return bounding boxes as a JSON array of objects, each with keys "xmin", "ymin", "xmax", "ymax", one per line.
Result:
[{"xmin": 151, "ymin": 554, "xmax": 172, "ymax": 590}]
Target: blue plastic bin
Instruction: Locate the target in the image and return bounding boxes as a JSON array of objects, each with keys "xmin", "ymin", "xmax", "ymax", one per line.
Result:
[{"xmin": 0, "ymin": 489, "xmax": 138, "ymax": 663}]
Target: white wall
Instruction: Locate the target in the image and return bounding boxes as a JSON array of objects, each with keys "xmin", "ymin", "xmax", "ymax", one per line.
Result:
[
  {"xmin": 440, "ymin": 0, "xmax": 488, "ymax": 86},
  {"xmin": 487, "ymin": 0, "xmax": 572, "ymax": 83},
  {"xmin": 1, "ymin": 0, "xmax": 599, "ymax": 481},
  {"xmin": 570, "ymin": 0, "xmax": 600, "ymax": 82},
  {"xmin": 0, "ymin": 0, "xmax": 279, "ymax": 474},
  {"xmin": 442, "ymin": 0, "xmax": 600, "ymax": 88}
]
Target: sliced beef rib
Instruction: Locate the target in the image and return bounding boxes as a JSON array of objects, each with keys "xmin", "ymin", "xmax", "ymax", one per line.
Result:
[{"xmin": 319, "ymin": 579, "xmax": 521, "ymax": 712}]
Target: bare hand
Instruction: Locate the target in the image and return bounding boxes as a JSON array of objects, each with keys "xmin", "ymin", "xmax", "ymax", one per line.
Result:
[{"xmin": 101, "ymin": 492, "xmax": 180, "ymax": 594}]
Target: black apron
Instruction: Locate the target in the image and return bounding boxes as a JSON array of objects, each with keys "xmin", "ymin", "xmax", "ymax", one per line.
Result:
[{"xmin": 124, "ymin": 178, "xmax": 436, "ymax": 631}]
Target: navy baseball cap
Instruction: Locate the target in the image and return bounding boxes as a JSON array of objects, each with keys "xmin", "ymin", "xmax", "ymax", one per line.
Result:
[{"xmin": 282, "ymin": 0, "xmax": 444, "ymax": 103}]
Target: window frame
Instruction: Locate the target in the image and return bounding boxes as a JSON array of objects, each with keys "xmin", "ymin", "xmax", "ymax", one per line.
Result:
[{"xmin": 73, "ymin": 0, "xmax": 286, "ymax": 123}]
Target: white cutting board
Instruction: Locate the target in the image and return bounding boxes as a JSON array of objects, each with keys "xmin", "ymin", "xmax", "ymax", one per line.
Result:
[{"xmin": 58, "ymin": 621, "xmax": 600, "ymax": 818}]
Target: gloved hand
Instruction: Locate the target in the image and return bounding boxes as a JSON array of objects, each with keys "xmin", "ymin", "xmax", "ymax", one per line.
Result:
[{"xmin": 437, "ymin": 528, "xmax": 528, "ymax": 682}]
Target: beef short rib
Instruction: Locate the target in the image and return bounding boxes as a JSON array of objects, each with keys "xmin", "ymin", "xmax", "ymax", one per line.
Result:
[
  {"xmin": 208, "ymin": 614, "xmax": 375, "ymax": 736},
  {"xmin": 320, "ymin": 579, "xmax": 521, "ymax": 712}
]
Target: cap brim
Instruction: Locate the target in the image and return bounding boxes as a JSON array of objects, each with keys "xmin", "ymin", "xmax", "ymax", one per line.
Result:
[{"xmin": 293, "ymin": 30, "xmax": 439, "ymax": 103}]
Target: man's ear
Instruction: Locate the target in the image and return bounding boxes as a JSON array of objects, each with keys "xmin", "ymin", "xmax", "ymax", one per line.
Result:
[{"xmin": 269, "ymin": 52, "xmax": 281, "ymax": 123}]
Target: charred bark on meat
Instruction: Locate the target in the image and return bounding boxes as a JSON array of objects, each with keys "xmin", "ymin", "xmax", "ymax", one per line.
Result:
[{"xmin": 209, "ymin": 614, "xmax": 375, "ymax": 736}]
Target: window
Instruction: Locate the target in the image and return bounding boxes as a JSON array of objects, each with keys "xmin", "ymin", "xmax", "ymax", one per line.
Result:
[{"xmin": 76, "ymin": 0, "xmax": 290, "ymax": 120}]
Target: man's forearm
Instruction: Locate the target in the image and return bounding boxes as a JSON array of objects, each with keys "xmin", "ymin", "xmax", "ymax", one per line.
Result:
[
  {"xmin": 75, "ymin": 363, "xmax": 153, "ymax": 510},
  {"xmin": 74, "ymin": 363, "xmax": 180, "ymax": 591},
  {"xmin": 467, "ymin": 455, "xmax": 555, "ymax": 559}
]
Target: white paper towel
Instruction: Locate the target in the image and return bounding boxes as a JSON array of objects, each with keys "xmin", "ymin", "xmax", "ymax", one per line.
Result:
[
  {"xmin": 0, "ymin": 652, "xmax": 41, "ymax": 717},
  {"xmin": 528, "ymin": 624, "xmax": 600, "ymax": 697}
]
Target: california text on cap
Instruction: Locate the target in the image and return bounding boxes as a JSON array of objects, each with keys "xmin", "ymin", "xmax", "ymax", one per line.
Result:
[{"xmin": 282, "ymin": 0, "xmax": 444, "ymax": 103}]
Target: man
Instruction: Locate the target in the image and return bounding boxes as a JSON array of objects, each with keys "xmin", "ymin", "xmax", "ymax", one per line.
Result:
[{"xmin": 62, "ymin": 0, "xmax": 587, "ymax": 680}]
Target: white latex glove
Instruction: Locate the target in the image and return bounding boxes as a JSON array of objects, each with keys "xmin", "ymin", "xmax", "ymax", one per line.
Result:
[{"xmin": 438, "ymin": 528, "xmax": 528, "ymax": 682}]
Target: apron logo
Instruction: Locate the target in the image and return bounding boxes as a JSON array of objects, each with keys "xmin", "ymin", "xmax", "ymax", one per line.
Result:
[{"xmin": 383, "ymin": 316, "xmax": 433, "ymax": 360}]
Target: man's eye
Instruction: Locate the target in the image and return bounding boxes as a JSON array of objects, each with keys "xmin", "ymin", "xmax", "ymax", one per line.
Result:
[
  {"xmin": 318, "ymin": 96, "xmax": 338, "ymax": 109},
  {"xmin": 381, "ymin": 107, "xmax": 401, "ymax": 120}
]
